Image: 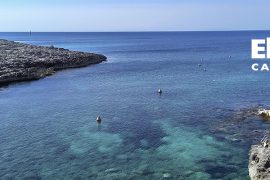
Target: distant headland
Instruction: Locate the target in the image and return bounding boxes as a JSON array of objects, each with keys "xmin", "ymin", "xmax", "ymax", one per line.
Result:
[{"xmin": 0, "ymin": 39, "xmax": 107, "ymax": 86}]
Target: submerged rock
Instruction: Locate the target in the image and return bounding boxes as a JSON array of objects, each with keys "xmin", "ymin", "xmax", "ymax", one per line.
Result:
[
  {"xmin": 163, "ymin": 173, "xmax": 171, "ymax": 178},
  {"xmin": 249, "ymin": 143, "xmax": 270, "ymax": 180},
  {"xmin": 105, "ymin": 168, "xmax": 120, "ymax": 173},
  {"xmin": 235, "ymin": 106, "xmax": 270, "ymax": 121},
  {"xmin": 188, "ymin": 172, "xmax": 211, "ymax": 180},
  {"xmin": 0, "ymin": 39, "xmax": 107, "ymax": 85}
]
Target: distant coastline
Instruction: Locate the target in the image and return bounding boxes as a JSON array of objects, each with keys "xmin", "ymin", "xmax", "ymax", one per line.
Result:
[{"xmin": 0, "ymin": 39, "xmax": 107, "ymax": 86}]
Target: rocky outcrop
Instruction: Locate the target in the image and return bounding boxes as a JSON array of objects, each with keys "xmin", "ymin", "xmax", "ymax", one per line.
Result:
[
  {"xmin": 0, "ymin": 39, "xmax": 107, "ymax": 85},
  {"xmin": 249, "ymin": 142, "xmax": 270, "ymax": 180},
  {"xmin": 258, "ymin": 109, "xmax": 270, "ymax": 120}
]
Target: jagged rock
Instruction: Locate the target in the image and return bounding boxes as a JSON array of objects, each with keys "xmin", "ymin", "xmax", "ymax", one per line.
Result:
[
  {"xmin": 249, "ymin": 144, "xmax": 270, "ymax": 180},
  {"xmin": 0, "ymin": 39, "xmax": 107, "ymax": 85},
  {"xmin": 258, "ymin": 109, "xmax": 270, "ymax": 120}
]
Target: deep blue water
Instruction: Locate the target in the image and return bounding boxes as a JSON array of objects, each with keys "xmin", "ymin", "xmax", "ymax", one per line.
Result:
[{"xmin": 1, "ymin": 32, "xmax": 270, "ymax": 179}]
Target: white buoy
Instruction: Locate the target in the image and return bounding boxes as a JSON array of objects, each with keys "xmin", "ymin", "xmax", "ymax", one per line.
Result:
[
  {"xmin": 158, "ymin": 89, "xmax": 162, "ymax": 94},
  {"xmin": 96, "ymin": 116, "xmax": 102, "ymax": 124}
]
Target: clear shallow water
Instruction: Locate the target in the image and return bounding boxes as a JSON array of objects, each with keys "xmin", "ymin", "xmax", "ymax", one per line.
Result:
[{"xmin": 1, "ymin": 32, "xmax": 270, "ymax": 179}]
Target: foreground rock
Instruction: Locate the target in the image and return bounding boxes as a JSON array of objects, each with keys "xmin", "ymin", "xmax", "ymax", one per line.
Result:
[
  {"xmin": 249, "ymin": 141, "xmax": 270, "ymax": 180},
  {"xmin": 0, "ymin": 39, "xmax": 107, "ymax": 85}
]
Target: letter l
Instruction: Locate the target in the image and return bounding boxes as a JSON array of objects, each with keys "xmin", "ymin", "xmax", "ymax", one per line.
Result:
[{"xmin": 267, "ymin": 38, "xmax": 270, "ymax": 59}]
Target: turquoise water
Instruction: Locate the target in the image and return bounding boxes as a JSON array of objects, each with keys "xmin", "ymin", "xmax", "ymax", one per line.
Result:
[{"xmin": 1, "ymin": 32, "xmax": 270, "ymax": 179}]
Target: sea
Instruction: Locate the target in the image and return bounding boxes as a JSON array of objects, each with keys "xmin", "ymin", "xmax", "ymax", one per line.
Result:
[{"xmin": 1, "ymin": 31, "xmax": 270, "ymax": 179}]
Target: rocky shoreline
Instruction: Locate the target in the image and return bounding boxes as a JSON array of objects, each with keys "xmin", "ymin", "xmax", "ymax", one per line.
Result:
[
  {"xmin": 248, "ymin": 109, "xmax": 270, "ymax": 180},
  {"xmin": 208, "ymin": 106, "xmax": 270, "ymax": 179},
  {"xmin": 0, "ymin": 39, "xmax": 107, "ymax": 85},
  {"xmin": 249, "ymin": 143, "xmax": 270, "ymax": 180},
  {"xmin": 242, "ymin": 107, "xmax": 270, "ymax": 180}
]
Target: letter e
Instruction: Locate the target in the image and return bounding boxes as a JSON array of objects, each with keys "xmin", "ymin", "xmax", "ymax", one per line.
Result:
[{"xmin": 252, "ymin": 39, "xmax": 266, "ymax": 59}]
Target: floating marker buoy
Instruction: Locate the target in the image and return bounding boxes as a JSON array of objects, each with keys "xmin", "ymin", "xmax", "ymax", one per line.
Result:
[
  {"xmin": 158, "ymin": 89, "xmax": 162, "ymax": 94},
  {"xmin": 96, "ymin": 116, "xmax": 102, "ymax": 124}
]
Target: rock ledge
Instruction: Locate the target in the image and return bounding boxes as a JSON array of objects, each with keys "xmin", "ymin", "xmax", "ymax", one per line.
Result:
[{"xmin": 0, "ymin": 39, "xmax": 107, "ymax": 85}]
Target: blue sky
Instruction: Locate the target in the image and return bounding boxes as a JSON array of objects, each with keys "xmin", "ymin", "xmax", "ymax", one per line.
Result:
[{"xmin": 0, "ymin": 0, "xmax": 270, "ymax": 32}]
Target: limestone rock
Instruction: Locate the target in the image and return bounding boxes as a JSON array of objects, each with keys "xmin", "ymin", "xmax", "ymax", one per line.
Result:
[
  {"xmin": 258, "ymin": 109, "xmax": 270, "ymax": 120},
  {"xmin": 249, "ymin": 144, "xmax": 270, "ymax": 180},
  {"xmin": 0, "ymin": 39, "xmax": 107, "ymax": 85}
]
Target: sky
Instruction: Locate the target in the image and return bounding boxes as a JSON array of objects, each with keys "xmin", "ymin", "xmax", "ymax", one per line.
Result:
[{"xmin": 0, "ymin": 0, "xmax": 270, "ymax": 32}]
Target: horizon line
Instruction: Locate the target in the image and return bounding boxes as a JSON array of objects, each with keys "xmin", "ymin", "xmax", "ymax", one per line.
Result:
[{"xmin": 0, "ymin": 30, "xmax": 270, "ymax": 33}]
